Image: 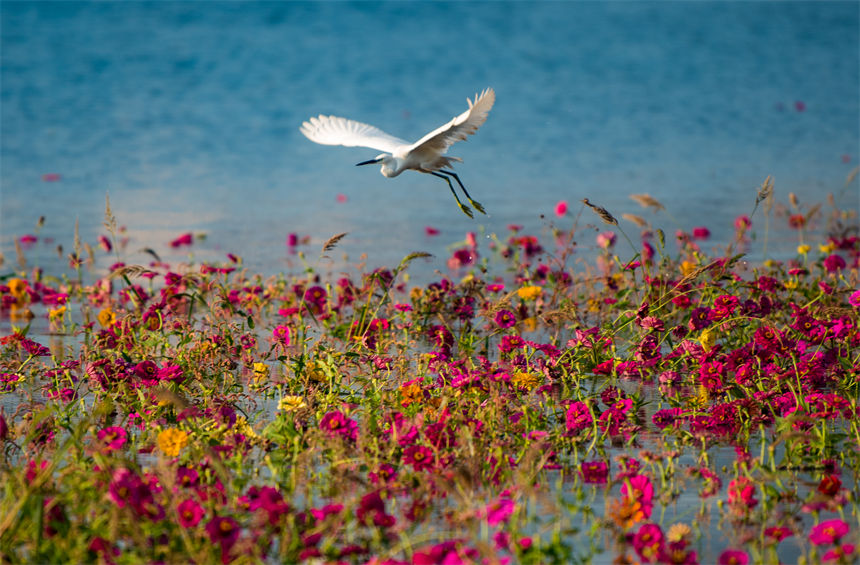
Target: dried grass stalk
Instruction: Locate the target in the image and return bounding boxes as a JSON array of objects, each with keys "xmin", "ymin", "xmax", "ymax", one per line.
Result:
[{"xmin": 581, "ymin": 198, "xmax": 618, "ymax": 226}]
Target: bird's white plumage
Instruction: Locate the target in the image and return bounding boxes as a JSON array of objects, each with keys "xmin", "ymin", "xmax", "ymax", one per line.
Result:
[
  {"xmin": 300, "ymin": 88, "xmax": 495, "ymax": 169},
  {"xmin": 299, "ymin": 115, "xmax": 408, "ymax": 154}
]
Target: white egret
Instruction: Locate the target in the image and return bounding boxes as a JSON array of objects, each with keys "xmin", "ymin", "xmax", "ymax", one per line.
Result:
[{"xmin": 300, "ymin": 88, "xmax": 495, "ymax": 218}]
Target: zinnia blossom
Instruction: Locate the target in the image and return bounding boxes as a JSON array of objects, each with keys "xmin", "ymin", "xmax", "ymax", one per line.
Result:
[
  {"xmin": 809, "ymin": 519, "xmax": 850, "ymax": 546},
  {"xmin": 177, "ymin": 498, "xmax": 204, "ymax": 528},
  {"xmin": 97, "ymin": 426, "xmax": 128, "ymax": 451},
  {"xmin": 157, "ymin": 428, "xmax": 189, "ymax": 457},
  {"xmin": 493, "ymin": 309, "xmax": 516, "ymax": 329},
  {"xmin": 516, "ymin": 285, "xmax": 542, "ymax": 300}
]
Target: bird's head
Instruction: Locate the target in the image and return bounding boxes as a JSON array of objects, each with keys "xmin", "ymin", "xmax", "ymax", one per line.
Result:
[{"xmin": 356, "ymin": 154, "xmax": 400, "ymax": 177}]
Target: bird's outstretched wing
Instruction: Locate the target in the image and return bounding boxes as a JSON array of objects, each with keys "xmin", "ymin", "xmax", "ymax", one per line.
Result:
[
  {"xmin": 407, "ymin": 88, "xmax": 495, "ymax": 160},
  {"xmin": 300, "ymin": 115, "xmax": 409, "ymax": 154}
]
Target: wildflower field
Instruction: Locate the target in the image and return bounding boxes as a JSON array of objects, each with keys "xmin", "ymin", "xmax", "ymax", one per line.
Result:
[{"xmin": 1, "ymin": 183, "xmax": 859, "ymax": 565}]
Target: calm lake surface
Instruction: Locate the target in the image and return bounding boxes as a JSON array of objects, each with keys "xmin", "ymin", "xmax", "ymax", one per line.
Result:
[{"xmin": 2, "ymin": 1, "xmax": 858, "ymax": 278}]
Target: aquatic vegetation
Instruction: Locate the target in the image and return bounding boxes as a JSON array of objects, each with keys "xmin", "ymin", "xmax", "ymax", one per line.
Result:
[{"xmin": 0, "ymin": 190, "xmax": 858, "ymax": 564}]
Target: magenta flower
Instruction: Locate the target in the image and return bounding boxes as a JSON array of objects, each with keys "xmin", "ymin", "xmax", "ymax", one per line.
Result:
[
  {"xmin": 403, "ymin": 445, "xmax": 435, "ymax": 471},
  {"xmin": 205, "ymin": 515, "xmax": 240, "ymax": 551},
  {"xmin": 823, "ymin": 544, "xmax": 855, "ymax": 563},
  {"xmin": 622, "ymin": 474, "xmax": 654, "ymax": 517},
  {"xmin": 554, "ymin": 200, "xmax": 568, "ymax": 217},
  {"xmin": 565, "ymin": 401, "xmax": 593, "ymax": 434},
  {"xmin": 272, "ymin": 325, "xmax": 291, "ymax": 346},
  {"xmin": 177, "ymin": 498, "xmax": 204, "ymax": 528},
  {"xmin": 823, "ymin": 254, "xmax": 846, "ymax": 273},
  {"xmin": 96, "ymin": 426, "xmax": 128, "ymax": 451},
  {"xmin": 692, "ymin": 226, "xmax": 711, "ymax": 240},
  {"xmin": 848, "ymin": 289, "xmax": 860, "ymax": 308},
  {"xmin": 580, "ymin": 461, "xmax": 609, "ymax": 484},
  {"xmin": 319, "ymin": 410, "xmax": 358, "ymax": 441},
  {"xmin": 727, "ymin": 477, "xmax": 758, "ymax": 509},
  {"xmin": 483, "ymin": 496, "xmax": 514, "ymax": 527},
  {"xmin": 809, "ymin": 519, "xmax": 850, "ymax": 546},
  {"xmin": 718, "ymin": 549, "xmax": 749, "ymax": 565},
  {"xmin": 169, "ymin": 232, "xmax": 193, "ymax": 248},
  {"xmin": 633, "ymin": 523, "xmax": 664, "ymax": 562},
  {"xmin": 304, "ymin": 285, "xmax": 327, "ymax": 306},
  {"xmin": 493, "ymin": 309, "xmax": 516, "ymax": 329}
]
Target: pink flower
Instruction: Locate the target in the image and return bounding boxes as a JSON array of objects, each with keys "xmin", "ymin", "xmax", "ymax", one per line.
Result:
[
  {"xmin": 565, "ymin": 401, "xmax": 593, "ymax": 434},
  {"xmin": 734, "ymin": 215, "xmax": 751, "ymax": 230},
  {"xmin": 483, "ymin": 496, "xmax": 514, "ymax": 527},
  {"xmin": 319, "ymin": 411, "xmax": 358, "ymax": 442},
  {"xmin": 494, "ymin": 309, "xmax": 516, "ymax": 329},
  {"xmin": 205, "ymin": 515, "xmax": 240, "ymax": 551},
  {"xmin": 286, "ymin": 233, "xmax": 298, "ymax": 247},
  {"xmin": 633, "ymin": 523, "xmax": 664, "ymax": 562},
  {"xmin": 596, "ymin": 231, "xmax": 617, "ymax": 249},
  {"xmin": 402, "ymin": 445, "xmax": 435, "ymax": 471},
  {"xmin": 96, "ymin": 426, "xmax": 128, "ymax": 451},
  {"xmin": 823, "ymin": 544, "xmax": 855, "ymax": 563},
  {"xmin": 169, "ymin": 233, "xmax": 193, "ymax": 248},
  {"xmin": 764, "ymin": 526, "xmax": 793, "ymax": 542},
  {"xmin": 98, "ymin": 235, "xmax": 113, "ymax": 252},
  {"xmin": 823, "ymin": 254, "xmax": 846, "ymax": 273},
  {"xmin": 718, "ymin": 549, "xmax": 749, "ymax": 565},
  {"xmin": 425, "ymin": 226, "xmax": 440, "ymax": 236},
  {"xmin": 554, "ymin": 200, "xmax": 568, "ymax": 217},
  {"xmin": 849, "ymin": 289, "xmax": 860, "ymax": 308},
  {"xmin": 580, "ymin": 461, "xmax": 609, "ymax": 484},
  {"xmin": 177, "ymin": 498, "xmax": 204, "ymax": 528},
  {"xmin": 692, "ymin": 226, "xmax": 711, "ymax": 240},
  {"xmin": 336, "ymin": 193, "xmax": 347, "ymax": 203},
  {"xmin": 272, "ymin": 325, "xmax": 291, "ymax": 346},
  {"xmin": 727, "ymin": 477, "xmax": 758, "ymax": 509},
  {"xmin": 42, "ymin": 173, "xmax": 61, "ymax": 182},
  {"xmin": 809, "ymin": 519, "xmax": 850, "ymax": 546},
  {"xmin": 622, "ymin": 474, "xmax": 654, "ymax": 517}
]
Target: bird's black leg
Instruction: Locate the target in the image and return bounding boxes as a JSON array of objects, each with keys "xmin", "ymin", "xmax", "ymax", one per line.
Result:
[
  {"xmin": 439, "ymin": 170, "xmax": 487, "ymax": 215},
  {"xmin": 430, "ymin": 171, "xmax": 473, "ymax": 218}
]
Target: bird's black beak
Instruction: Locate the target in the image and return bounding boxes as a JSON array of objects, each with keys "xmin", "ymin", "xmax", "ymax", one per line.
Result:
[{"xmin": 355, "ymin": 158, "xmax": 381, "ymax": 166}]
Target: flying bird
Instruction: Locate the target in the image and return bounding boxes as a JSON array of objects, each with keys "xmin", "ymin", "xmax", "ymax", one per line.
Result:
[{"xmin": 300, "ymin": 88, "xmax": 495, "ymax": 218}]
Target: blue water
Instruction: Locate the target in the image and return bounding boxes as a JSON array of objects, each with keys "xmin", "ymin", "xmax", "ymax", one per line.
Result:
[{"xmin": 1, "ymin": 1, "xmax": 858, "ymax": 277}]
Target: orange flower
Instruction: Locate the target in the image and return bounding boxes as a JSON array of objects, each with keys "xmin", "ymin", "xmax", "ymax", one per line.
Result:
[{"xmin": 608, "ymin": 497, "xmax": 646, "ymax": 530}]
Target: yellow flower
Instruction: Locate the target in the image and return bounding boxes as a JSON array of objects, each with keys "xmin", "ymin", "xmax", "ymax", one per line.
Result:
[
  {"xmin": 698, "ymin": 329, "xmax": 715, "ymax": 352},
  {"xmin": 157, "ymin": 428, "xmax": 189, "ymax": 457},
  {"xmin": 7, "ymin": 278, "xmax": 27, "ymax": 300},
  {"xmin": 680, "ymin": 260, "xmax": 697, "ymax": 277},
  {"xmin": 516, "ymin": 285, "xmax": 542, "ymax": 300},
  {"xmin": 587, "ymin": 298, "xmax": 601, "ymax": 313},
  {"xmin": 521, "ymin": 317, "xmax": 538, "ymax": 332},
  {"xmin": 48, "ymin": 305, "xmax": 67, "ymax": 321},
  {"xmin": 97, "ymin": 307, "xmax": 116, "ymax": 328},
  {"xmin": 819, "ymin": 241, "xmax": 836, "ymax": 254},
  {"xmin": 252, "ymin": 362, "xmax": 269, "ymax": 381},
  {"xmin": 783, "ymin": 279, "xmax": 798, "ymax": 290},
  {"xmin": 691, "ymin": 385, "xmax": 709, "ymax": 409},
  {"xmin": 278, "ymin": 395, "xmax": 307, "ymax": 412},
  {"xmin": 511, "ymin": 371, "xmax": 543, "ymax": 391},
  {"xmin": 797, "ymin": 244, "xmax": 810, "ymax": 255}
]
